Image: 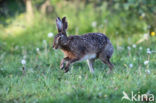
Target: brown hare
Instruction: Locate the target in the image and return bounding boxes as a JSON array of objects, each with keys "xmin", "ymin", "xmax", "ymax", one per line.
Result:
[{"xmin": 53, "ymin": 17, "xmax": 114, "ymax": 73}]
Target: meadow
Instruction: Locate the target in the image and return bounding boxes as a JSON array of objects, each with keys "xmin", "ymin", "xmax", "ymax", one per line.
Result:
[{"xmin": 0, "ymin": 0, "xmax": 156, "ymax": 103}]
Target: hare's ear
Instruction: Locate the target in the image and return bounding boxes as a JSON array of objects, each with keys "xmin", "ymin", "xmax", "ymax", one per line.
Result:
[
  {"xmin": 62, "ymin": 17, "xmax": 68, "ymax": 33},
  {"xmin": 56, "ymin": 17, "xmax": 63, "ymax": 33}
]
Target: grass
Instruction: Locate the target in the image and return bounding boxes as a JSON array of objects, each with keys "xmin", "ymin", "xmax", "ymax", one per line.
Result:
[
  {"xmin": 0, "ymin": 8, "xmax": 156, "ymax": 102},
  {"xmin": 0, "ymin": 30, "xmax": 156, "ymax": 103}
]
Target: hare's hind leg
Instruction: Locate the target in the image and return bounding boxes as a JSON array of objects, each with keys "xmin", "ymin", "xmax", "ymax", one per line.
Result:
[
  {"xmin": 87, "ymin": 59, "xmax": 95, "ymax": 73},
  {"xmin": 99, "ymin": 56, "xmax": 113, "ymax": 72},
  {"xmin": 106, "ymin": 59, "xmax": 114, "ymax": 71}
]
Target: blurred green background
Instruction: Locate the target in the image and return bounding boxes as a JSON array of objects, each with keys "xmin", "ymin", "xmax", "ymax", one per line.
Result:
[
  {"xmin": 0, "ymin": 0, "xmax": 156, "ymax": 50},
  {"xmin": 0, "ymin": 0, "xmax": 156, "ymax": 103}
]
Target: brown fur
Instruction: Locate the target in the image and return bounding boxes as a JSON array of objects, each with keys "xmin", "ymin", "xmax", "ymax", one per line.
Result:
[{"xmin": 61, "ymin": 49, "xmax": 76, "ymax": 59}]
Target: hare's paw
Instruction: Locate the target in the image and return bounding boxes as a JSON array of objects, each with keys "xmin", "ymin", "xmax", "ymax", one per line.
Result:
[
  {"xmin": 60, "ymin": 63, "xmax": 65, "ymax": 70},
  {"xmin": 64, "ymin": 66, "xmax": 69, "ymax": 73}
]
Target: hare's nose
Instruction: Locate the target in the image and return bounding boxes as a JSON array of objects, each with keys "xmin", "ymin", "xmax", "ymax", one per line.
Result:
[{"xmin": 52, "ymin": 45, "xmax": 57, "ymax": 49}]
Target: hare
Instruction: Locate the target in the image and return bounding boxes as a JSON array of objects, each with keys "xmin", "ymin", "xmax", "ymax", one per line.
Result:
[{"xmin": 53, "ymin": 17, "xmax": 114, "ymax": 73}]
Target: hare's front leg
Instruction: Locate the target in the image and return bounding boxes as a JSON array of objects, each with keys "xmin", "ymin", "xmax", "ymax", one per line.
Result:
[
  {"xmin": 64, "ymin": 58, "xmax": 80, "ymax": 73},
  {"xmin": 60, "ymin": 57, "xmax": 70, "ymax": 70}
]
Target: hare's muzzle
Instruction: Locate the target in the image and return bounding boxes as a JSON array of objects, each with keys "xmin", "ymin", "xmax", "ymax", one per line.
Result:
[
  {"xmin": 52, "ymin": 45, "xmax": 55, "ymax": 49},
  {"xmin": 52, "ymin": 44, "xmax": 55, "ymax": 49}
]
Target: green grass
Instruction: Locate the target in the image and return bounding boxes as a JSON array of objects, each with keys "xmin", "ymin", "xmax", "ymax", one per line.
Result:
[
  {"xmin": 0, "ymin": 30, "xmax": 156, "ymax": 103},
  {"xmin": 0, "ymin": 4, "xmax": 156, "ymax": 102}
]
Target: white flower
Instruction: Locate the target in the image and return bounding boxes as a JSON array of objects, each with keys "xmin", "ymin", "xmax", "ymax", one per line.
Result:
[
  {"xmin": 133, "ymin": 57, "xmax": 136, "ymax": 61},
  {"xmin": 91, "ymin": 21, "xmax": 97, "ymax": 27},
  {"xmin": 36, "ymin": 48, "xmax": 40, "ymax": 52},
  {"xmin": 129, "ymin": 64, "xmax": 133, "ymax": 68},
  {"xmin": 127, "ymin": 46, "xmax": 131, "ymax": 50},
  {"xmin": 144, "ymin": 60, "xmax": 149, "ymax": 65},
  {"xmin": 139, "ymin": 47, "xmax": 142, "ymax": 50},
  {"xmin": 48, "ymin": 32, "xmax": 53, "ymax": 38},
  {"xmin": 78, "ymin": 75, "xmax": 82, "ymax": 79},
  {"xmin": 147, "ymin": 48, "xmax": 150, "ymax": 51},
  {"xmin": 21, "ymin": 59, "xmax": 26, "ymax": 65},
  {"xmin": 147, "ymin": 48, "xmax": 151, "ymax": 54},
  {"xmin": 147, "ymin": 50, "xmax": 151, "ymax": 54},
  {"xmin": 132, "ymin": 44, "xmax": 136, "ymax": 48},
  {"xmin": 145, "ymin": 69, "xmax": 150, "ymax": 74},
  {"xmin": 141, "ymin": 13, "xmax": 146, "ymax": 18}
]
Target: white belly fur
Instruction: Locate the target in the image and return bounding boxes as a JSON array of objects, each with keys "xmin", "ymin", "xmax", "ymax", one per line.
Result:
[{"xmin": 80, "ymin": 53, "xmax": 96, "ymax": 61}]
